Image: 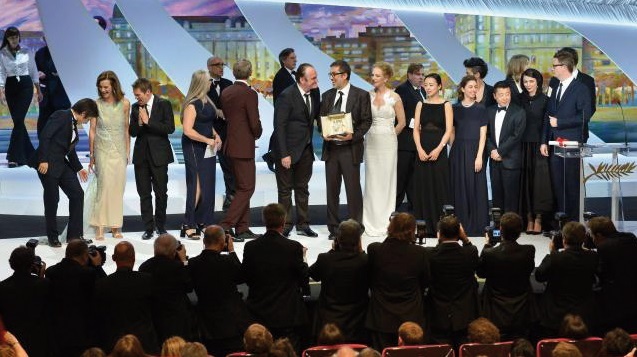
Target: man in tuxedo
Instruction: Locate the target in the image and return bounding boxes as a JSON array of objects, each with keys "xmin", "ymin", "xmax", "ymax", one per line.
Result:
[
  {"xmin": 394, "ymin": 63, "xmax": 425, "ymax": 211},
  {"xmin": 207, "ymin": 56, "xmax": 235, "ymax": 211},
  {"xmin": 129, "ymin": 78, "xmax": 175, "ymax": 240},
  {"xmin": 319, "ymin": 60, "xmax": 372, "ymax": 239},
  {"xmin": 486, "ymin": 81, "xmax": 526, "ymax": 214},
  {"xmin": 540, "ymin": 51, "xmax": 592, "ymax": 221},
  {"xmin": 272, "ymin": 63, "xmax": 320, "ymax": 238},
  {"xmin": 31, "ymin": 98, "xmax": 98, "ymax": 247},
  {"xmin": 35, "ymin": 40, "xmax": 71, "ymax": 135},
  {"xmin": 272, "ymin": 48, "xmax": 297, "ymax": 103},
  {"xmin": 476, "ymin": 212, "xmax": 535, "ymax": 340},
  {"xmin": 242, "ymin": 203, "xmax": 309, "ymax": 352},
  {"xmin": 220, "ymin": 59, "xmax": 263, "ymax": 241}
]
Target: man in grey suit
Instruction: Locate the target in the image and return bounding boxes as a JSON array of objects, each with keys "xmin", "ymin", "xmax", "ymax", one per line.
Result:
[{"xmin": 319, "ymin": 60, "xmax": 372, "ymax": 240}]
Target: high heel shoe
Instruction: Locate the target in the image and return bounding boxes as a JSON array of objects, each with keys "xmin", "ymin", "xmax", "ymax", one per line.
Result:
[
  {"xmin": 95, "ymin": 227, "xmax": 105, "ymax": 240},
  {"xmin": 112, "ymin": 228, "xmax": 123, "ymax": 239},
  {"xmin": 180, "ymin": 225, "xmax": 200, "ymax": 240}
]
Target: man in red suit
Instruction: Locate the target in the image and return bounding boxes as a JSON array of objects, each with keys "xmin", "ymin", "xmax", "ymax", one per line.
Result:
[{"xmin": 220, "ymin": 59, "xmax": 263, "ymax": 242}]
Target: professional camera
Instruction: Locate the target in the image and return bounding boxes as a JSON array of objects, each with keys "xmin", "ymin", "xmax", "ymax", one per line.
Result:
[
  {"xmin": 26, "ymin": 238, "xmax": 44, "ymax": 275},
  {"xmin": 545, "ymin": 212, "xmax": 569, "ymax": 250},
  {"xmin": 485, "ymin": 207, "xmax": 503, "ymax": 246},
  {"xmin": 415, "ymin": 220, "xmax": 427, "ymax": 245},
  {"xmin": 88, "ymin": 245, "xmax": 107, "ymax": 266},
  {"xmin": 583, "ymin": 211, "xmax": 598, "ymax": 249},
  {"xmin": 440, "ymin": 205, "xmax": 455, "ymax": 219}
]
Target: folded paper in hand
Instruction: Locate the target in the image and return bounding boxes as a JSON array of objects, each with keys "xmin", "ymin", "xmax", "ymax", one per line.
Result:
[
  {"xmin": 204, "ymin": 144, "xmax": 217, "ymax": 158},
  {"xmin": 320, "ymin": 112, "xmax": 354, "ymax": 139}
]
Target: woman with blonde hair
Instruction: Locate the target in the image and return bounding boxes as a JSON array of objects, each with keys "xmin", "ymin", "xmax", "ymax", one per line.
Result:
[
  {"xmin": 161, "ymin": 336, "xmax": 186, "ymax": 356},
  {"xmin": 109, "ymin": 334, "xmax": 146, "ymax": 357},
  {"xmin": 180, "ymin": 69, "xmax": 222, "ymax": 239},
  {"xmin": 505, "ymin": 54, "xmax": 530, "ymax": 106}
]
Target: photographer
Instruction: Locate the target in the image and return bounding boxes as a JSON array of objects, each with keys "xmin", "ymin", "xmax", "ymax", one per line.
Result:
[
  {"xmin": 587, "ymin": 216, "xmax": 637, "ymax": 332},
  {"xmin": 0, "ymin": 247, "xmax": 50, "ymax": 357},
  {"xmin": 425, "ymin": 215, "xmax": 479, "ymax": 348},
  {"xmin": 309, "ymin": 219, "xmax": 369, "ymax": 344},
  {"xmin": 476, "ymin": 212, "xmax": 535, "ymax": 340},
  {"xmin": 535, "ymin": 222, "xmax": 598, "ymax": 338},
  {"xmin": 366, "ymin": 213, "xmax": 428, "ymax": 351},
  {"xmin": 45, "ymin": 240, "xmax": 106, "ymax": 357},
  {"xmin": 188, "ymin": 225, "xmax": 250, "ymax": 357},
  {"xmin": 139, "ymin": 234, "xmax": 193, "ymax": 343}
]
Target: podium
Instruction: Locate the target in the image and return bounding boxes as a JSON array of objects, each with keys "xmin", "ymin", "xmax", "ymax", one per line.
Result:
[{"xmin": 551, "ymin": 141, "xmax": 593, "ymax": 222}]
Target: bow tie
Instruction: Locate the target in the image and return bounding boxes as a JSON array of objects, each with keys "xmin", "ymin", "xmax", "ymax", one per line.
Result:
[
  {"xmin": 497, "ymin": 106, "xmax": 507, "ymax": 113},
  {"xmin": 211, "ymin": 79, "xmax": 219, "ymax": 88}
]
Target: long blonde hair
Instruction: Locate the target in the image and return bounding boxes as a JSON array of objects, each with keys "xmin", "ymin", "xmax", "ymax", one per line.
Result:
[{"xmin": 180, "ymin": 69, "xmax": 217, "ymax": 122}]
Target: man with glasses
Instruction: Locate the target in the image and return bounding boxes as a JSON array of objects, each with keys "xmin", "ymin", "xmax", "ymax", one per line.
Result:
[{"xmin": 319, "ymin": 60, "xmax": 372, "ymax": 240}]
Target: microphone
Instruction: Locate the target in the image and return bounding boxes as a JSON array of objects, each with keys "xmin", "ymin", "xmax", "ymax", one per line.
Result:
[{"xmin": 613, "ymin": 98, "xmax": 628, "ymax": 148}]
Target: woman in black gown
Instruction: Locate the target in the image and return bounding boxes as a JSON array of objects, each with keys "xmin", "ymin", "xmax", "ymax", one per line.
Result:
[
  {"xmin": 180, "ymin": 70, "xmax": 222, "ymax": 239},
  {"xmin": 450, "ymin": 75, "xmax": 489, "ymax": 236},
  {"xmin": 519, "ymin": 68, "xmax": 552, "ymax": 234},
  {"xmin": 463, "ymin": 57, "xmax": 495, "ymax": 108}
]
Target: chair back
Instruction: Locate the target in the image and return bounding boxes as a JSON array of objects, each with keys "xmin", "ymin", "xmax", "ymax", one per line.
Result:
[
  {"xmin": 536, "ymin": 338, "xmax": 603, "ymax": 357},
  {"xmin": 382, "ymin": 344, "xmax": 455, "ymax": 357},
  {"xmin": 458, "ymin": 342, "xmax": 512, "ymax": 357},
  {"xmin": 303, "ymin": 344, "xmax": 368, "ymax": 357},
  {"xmin": 227, "ymin": 353, "xmax": 253, "ymax": 357}
]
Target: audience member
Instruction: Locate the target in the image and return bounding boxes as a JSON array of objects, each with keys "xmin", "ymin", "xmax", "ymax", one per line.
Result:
[
  {"xmin": 80, "ymin": 347, "xmax": 106, "ymax": 357},
  {"xmin": 510, "ymin": 338, "xmax": 535, "ymax": 357},
  {"xmin": 366, "ymin": 213, "xmax": 428, "ymax": 351},
  {"xmin": 45, "ymin": 239, "xmax": 105, "ymax": 356},
  {"xmin": 397, "ymin": 322, "xmax": 424, "ymax": 346},
  {"xmin": 535, "ymin": 222, "xmax": 598, "ymax": 337},
  {"xmin": 180, "ymin": 342, "xmax": 208, "ymax": 357},
  {"xmin": 426, "ymin": 215, "xmax": 479, "ymax": 348},
  {"xmin": 139, "ymin": 234, "xmax": 193, "ymax": 343},
  {"xmin": 309, "ymin": 219, "xmax": 369, "ymax": 343},
  {"xmin": 0, "ymin": 246, "xmax": 50, "ymax": 357},
  {"xmin": 551, "ymin": 341, "xmax": 582, "ymax": 357},
  {"xmin": 268, "ymin": 338, "xmax": 297, "ymax": 357},
  {"xmin": 476, "ymin": 212, "xmax": 535, "ymax": 339},
  {"xmin": 188, "ymin": 225, "xmax": 250, "ymax": 357},
  {"xmin": 601, "ymin": 328, "xmax": 636, "ymax": 357},
  {"xmin": 109, "ymin": 334, "xmax": 146, "ymax": 357},
  {"xmin": 94, "ymin": 241, "xmax": 159, "ymax": 354},
  {"xmin": 467, "ymin": 317, "xmax": 500, "ymax": 344},
  {"xmin": 317, "ymin": 323, "xmax": 345, "ymax": 346},
  {"xmin": 244, "ymin": 324, "xmax": 274, "ymax": 356},
  {"xmin": 359, "ymin": 348, "xmax": 381, "ymax": 357},
  {"xmin": 588, "ymin": 216, "xmax": 637, "ymax": 332},
  {"xmin": 161, "ymin": 336, "xmax": 186, "ymax": 357},
  {"xmin": 334, "ymin": 346, "xmax": 357, "ymax": 357},
  {"xmin": 242, "ymin": 203, "xmax": 309, "ymax": 353},
  {"xmin": 558, "ymin": 314, "xmax": 589, "ymax": 340}
]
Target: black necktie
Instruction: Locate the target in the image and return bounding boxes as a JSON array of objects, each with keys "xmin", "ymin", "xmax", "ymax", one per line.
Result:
[
  {"xmin": 415, "ymin": 87, "xmax": 425, "ymax": 101},
  {"xmin": 497, "ymin": 106, "xmax": 507, "ymax": 113},
  {"xmin": 211, "ymin": 79, "xmax": 218, "ymax": 89},
  {"xmin": 304, "ymin": 93, "xmax": 311, "ymax": 114},
  {"xmin": 331, "ymin": 91, "xmax": 344, "ymax": 114},
  {"xmin": 556, "ymin": 82, "xmax": 563, "ymax": 104}
]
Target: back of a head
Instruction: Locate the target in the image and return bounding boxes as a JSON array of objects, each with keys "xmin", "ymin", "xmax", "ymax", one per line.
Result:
[
  {"xmin": 112, "ymin": 241, "xmax": 135, "ymax": 268},
  {"xmin": 203, "ymin": 225, "xmax": 225, "ymax": 249},
  {"xmin": 180, "ymin": 342, "xmax": 207, "ymax": 357},
  {"xmin": 154, "ymin": 234, "xmax": 178, "ymax": 258},
  {"xmin": 334, "ymin": 347, "xmax": 357, "ymax": 357},
  {"xmin": 262, "ymin": 203, "xmax": 286, "ymax": 230},
  {"xmin": 244, "ymin": 323, "xmax": 274, "ymax": 354},
  {"xmin": 109, "ymin": 334, "xmax": 146, "ymax": 357},
  {"xmin": 233, "ymin": 59, "xmax": 252, "ymax": 80},
  {"xmin": 398, "ymin": 322, "xmax": 424, "ymax": 346},
  {"xmin": 72, "ymin": 98, "xmax": 99, "ymax": 118},
  {"xmin": 552, "ymin": 342, "xmax": 582, "ymax": 357},
  {"xmin": 559, "ymin": 314, "xmax": 589, "ymax": 340},
  {"xmin": 66, "ymin": 240, "xmax": 89, "ymax": 260},
  {"xmin": 336, "ymin": 220, "xmax": 362, "ymax": 251},
  {"xmin": 9, "ymin": 246, "xmax": 35, "ymax": 273},
  {"xmin": 358, "ymin": 348, "xmax": 381, "ymax": 357},
  {"xmin": 387, "ymin": 213, "xmax": 416, "ymax": 242},
  {"xmin": 437, "ymin": 215, "xmax": 461, "ymax": 241},
  {"xmin": 81, "ymin": 347, "xmax": 107, "ymax": 357},
  {"xmin": 562, "ymin": 222, "xmax": 586, "ymax": 247},
  {"xmin": 161, "ymin": 336, "xmax": 186, "ymax": 357},
  {"xmin": 602, "ymin": 328, "xmax": 634, "ymax": 356},
  {"xmin": 467, "ymin": 317, "xmax": 501, "ymax": 344},
  {"xmin": 500, "ymin": 212, "xmax": 523, "ymax": 241},
  {"xmin": 317, "ymin": 323, "xmax": 345, "ymax": 346},
  {"xmin": 587, "ymin": 216, "xmax": 617, "ymax": 238},
  {"xmin": 510, "ymin": 339, "xmax": 534, "ymax": 357},
  {"xmin": 268, "ymin": 338, "xmax": 296, "ymax": 357}
]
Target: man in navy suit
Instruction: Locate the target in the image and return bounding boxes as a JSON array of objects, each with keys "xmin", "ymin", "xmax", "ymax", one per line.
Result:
[
  {"xmin": 540, "ymin": 51, "xmax": 592, "ymax": 221},
  {"xmin": 486, "ymin": 81, "xmax": 526, "ymax": 214},
  {"xmin": 31, "ymin": 98, "xmax": 98, "ymax": 247}
]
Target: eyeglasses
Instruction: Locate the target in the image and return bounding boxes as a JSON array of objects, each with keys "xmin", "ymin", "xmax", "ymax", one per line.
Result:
[
  {"xmin": 211, "ymin": 63, "xmax": 225, "ymax": 67},
  {"xmin": 552, "ymin": 64, "xmax": 565, "ymax": 68},
  {"xmin": 329, "ymin": 72, "xmax": 345, "ymax": 78}
]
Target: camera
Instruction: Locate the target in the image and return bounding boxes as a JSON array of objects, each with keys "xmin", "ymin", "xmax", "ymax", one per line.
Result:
[
  {"xmin": 583, "ymin": 211, "xmax": 598, "ymax": 249},
  {"xmin": 88, "ymin": 245, "xmax": 107, "ymax": 266},
  {"xmin": 415, "ymin": 220, "xmax": 427, "ymax": 245},
  {"xmin": 441, "ymin": 205, "xmax": 455, "ymax": 219},
  {"xmin": 485, "ymin": 207, "xmax": 503, "ymax": 246},
  {"xmin": 26, "ymin": 238, "xmax": 44, "ymax": 275},
  {"xmin": 545, "ymin": 212, "xmax": 569, "ymax": 250}
]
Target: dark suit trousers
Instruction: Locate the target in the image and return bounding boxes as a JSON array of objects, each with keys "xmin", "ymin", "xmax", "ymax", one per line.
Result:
[
  {"xmin": 550, "ymin": 153, "xmax": 581, "ymax": 220},
  {"xmin": 218, "ymin": 151, "xmax": 236, "ymax": 197},
  {"xmin": 221, "ymin": 157, "xmax": 255, "ymax": 233},
  {"xmin": 38, "ymin": 163, "xmax": 84, "ymax": 239},
  {"xmin": 134, "ymin": 161, "xmax": 169, "ymax": 231},
  {"xmin": 276, "ymin": 145, "xmax": 314, "ymax": 229},
  {"xmin": 326, "ymin": 144, "xmax": 363, "ymax": 233},
  {"xmin": 396, "ymin": 149, "xmax": 416, "ymax": 210},
  {"xmin": 489, "ymin": 161, "xmax": 521, "ymax": 213}
]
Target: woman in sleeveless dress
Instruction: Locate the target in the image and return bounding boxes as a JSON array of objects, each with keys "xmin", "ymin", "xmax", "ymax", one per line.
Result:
[
  {"xmin": 88, "ymin": 70, "xmax": 130, "ymax": 239},
  {"xmin": 180, "ymin": 70, "xmax": 222, "ymax": 239},
  {"xmin": 449, "ymin": 75, "xmax": 489, "ymax": 236},
  {"xmin": 362, "ymin": 62, "xmax": 406, "ymax": 239},
  {"xmin": 412, "ymin": 73, "xmax": 453, "ymax": 235}
]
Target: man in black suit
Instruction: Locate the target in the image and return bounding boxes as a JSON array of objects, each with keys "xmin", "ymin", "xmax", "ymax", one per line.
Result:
[
  {"xmin": 426, "ymin": 215, "xmax": 479, "ymax": 348},
  {"xmin": 188, "ymin": 225, "xmax": 250, "ymax": 357},
  {"xmin": 35, "ymin": 41, "xmax": 71, "ymax": 135},
  {"xmin": 393, "ymin": 63, "xmax": 425, "ymax": 211},
  {"xmin": 476, "ymin": 212, "xmax": 535, "ymax": 340},
  {"xmin": 273, "ymin": 63, "xmax": 320, "ymax": 238},
  {"xmin": 45, "ymin": 240, "xmax": 105, "ymax": 356},
  {"xmin": 535, "ymin": 222, "xmax": 598, "ymax": 337},
  {"xmin": 31, "ymin": 98, "xmax": 98, "ymax": 247},
  {"xmin": 319, "ymin": 60, "xmax": 373, "ymax": 239},
  {"xmin": 94, "ymin": 241, "xmax": 159, "ymax": 354},
  {"xmin": 272, "ymin": 48, "xmax": 297, "ymax": 103},
  {"xmin": 587, "ymin": 216, "xmax": 637, "ymax": 333},
  {"xmin": 486, "ymin": 81, "xmax": 526, "ymax": 214},
  {"xmin": 540, "ymin": 51, "xmax": 593, "ymax": 221},
  {"xmin": 310, "ymin": 219, "xmax": 369, "ymax": 343},
  {"xmin": 139, "ymin": 234, "xmax": 192, "ymax": 343},
  {"xmin": 207, "ymin": 56, "xmax": 235, "ymax": 211},
  {"xmin": 242, "ymin": 203, "xmax": 309, "ymax": 352},
  {"xmin": 129, "ymin": 78, "xmax": 175, "ymax": 240},
  {"xmin": 0, "ymin": 246, "xmax": 50, "ymax": 357}
]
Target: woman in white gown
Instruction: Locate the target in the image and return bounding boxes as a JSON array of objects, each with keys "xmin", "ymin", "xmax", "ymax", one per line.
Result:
[{"xmin": 362, "ymin": 62, "xmax": 406, "ymax": 239}]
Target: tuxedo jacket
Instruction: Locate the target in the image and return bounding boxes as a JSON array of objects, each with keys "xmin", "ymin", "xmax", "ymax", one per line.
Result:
[
  {"xmin": 30, "ymin": 109, "xmax": 82, "ymax": 177},
  {"xmin": 486, "ymin": 103, "xmax": 527, "ymax": 169},
  {"xmin": 542, "ymin": 78, "xmax": 593, "ymax": 144},
  {"xmin": 394, "ymin": 80, "xmax": 423, "ymax": 152},
  {"xmin": 273, "ymin": 67, "xmax": 296, "ymax": 103},
  {"xmin": 273, "ymin": 84, "xmax": 320, "ymax": 164},
  {"xmin": 221, "ymin": 81, "xmax": 263, "ymax": 159},
  {"xmin": 207, "ymin": 76, "xmax": 233, "ymax": 140},
  {"xmin": 187, "ymin": 250, "xmax": 250, "ymax": 340},
  {"xmin": 129, "ymin": 95, "xmax": 175, "ymax": 166},
  {"xmin": 242, "ymin": 230, "xmax": 309, "ymax": 328},
  {"xmin": 319, "ymin": 84, "xmax": 373, "ymax": 163}
]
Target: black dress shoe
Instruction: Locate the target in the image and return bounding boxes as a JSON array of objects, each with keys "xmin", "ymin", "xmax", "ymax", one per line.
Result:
[
  {"xmin": 142, "ymin": 230, "xmax": 154, "ymax": 240},
  {"xmin": 236, "ymin": 229, "xmax": 260, "ymax": 241},
  {"xmin": 297, "ymin": 227, "xmax": 318, "ymax": 237},
  {"xmin": 156, "ymin": 228, "xmax": 168, "ymax": 235},
  {"xmin": 222, "ymin": 197, "xmax": 233, "ymax": 212},
  {"xmin": 282, "ymin": 227, "xmax": 292, "ymax": 238},
  {"xmin": 48, "ymin": 238, "xmax": 62, "ymax": 247}
]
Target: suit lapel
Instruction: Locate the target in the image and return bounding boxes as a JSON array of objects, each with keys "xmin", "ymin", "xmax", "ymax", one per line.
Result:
[
  {"xmin": 293, "ymin": 86, "xmax": 311, "ymax": 120},
  {"xmin": 345, "ymin": 87, "xmax": 355, "ymax": 113}
]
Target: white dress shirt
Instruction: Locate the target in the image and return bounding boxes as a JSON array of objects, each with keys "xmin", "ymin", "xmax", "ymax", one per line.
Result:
[
  {"xmin": 0, "ymin": 47, "xmax": 39, "ymax": 87},
  {"xmin": 494, "ymin": 106, "xmax": 507, "ymax": 147},
  {"xmin": 333, "ymin": 83, "xmax": 351, "ymax": 113}
]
